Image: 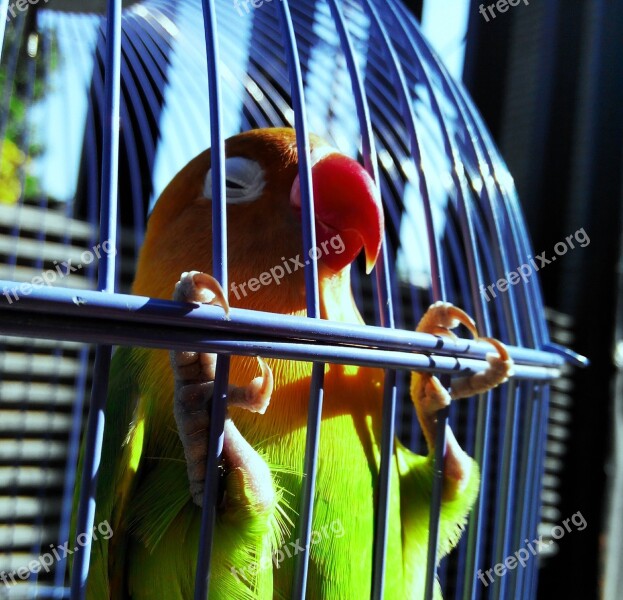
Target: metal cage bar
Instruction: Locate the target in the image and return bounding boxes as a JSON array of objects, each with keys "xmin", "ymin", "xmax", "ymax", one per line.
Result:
[
  {"xmin": 193, "ymin": 1, "xmax": 230, "ymax": 598},
  {"xmin": 274, "ymin": 2, "xmax": 328, "ymax": 596},
  {"xmin": 69, "ymin": 1, "xmax": 121, "ymax": 597},
  {"xmin": 323, "ymin": 3, "xmax": 399, "ymax": 597},
  {"xmin": 0, "ymin": 0, "xmax": 9, "ymax": 63},
  {"xmin": 356, "ymin": 2, "xmax": 453, "ymax": 596}
]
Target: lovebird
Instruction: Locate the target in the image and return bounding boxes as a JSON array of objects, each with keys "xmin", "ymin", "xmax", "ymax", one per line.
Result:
[{"xmin": 72, "ymin": 128, "xmax": 513, "ymax": 599}]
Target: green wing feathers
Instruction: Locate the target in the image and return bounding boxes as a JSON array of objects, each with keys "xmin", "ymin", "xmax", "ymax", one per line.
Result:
[
  {"xmin": 71, "ymin": 345, "xmax": 282, "ymax": 600},
  {"xmin": 70, "ymin": 346, "xmax": 144, "ymax": 599},
  {"xmin": 396, "ymin": 440, "xmax": 480, "ymax": 599}
]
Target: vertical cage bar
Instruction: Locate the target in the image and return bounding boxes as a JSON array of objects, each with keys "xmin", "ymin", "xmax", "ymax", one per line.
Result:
[
  {"xmin": 277, "ymin": 0, "xmax": 319, "ymax": 317},
  {"xmin": 395, "ymin": 0, "xmax": 542, "ymax": 350},
  {"xmin": 55, "ymin": 348, "xmax": 90, "ymax": 594},
  {"xmin": 371, "ymin": 370, "xmax": 398, "ymax": 599},
  {"xmin": 433, "ymin": 80, "xmax": 538, "ymax": 600},
  {"xmin": 527, "ymin": 384, "xmax": 549, "ymax": 597},
  {"xmin": 491, "ymin": 382, "xmax": 521, "ymax": 600},
  {"xmin": 363, "ymin": 0, "xmax": 445, "ymax": 303},
  {"xmin": 69, "ymin": 348, "xmax": 113, "ymax": 599},
  {"xmin": 324, "ymin": 3, "xmax": 398, "ymax": 598},
  {"xmin": 361, "ymin": 2, "xmax": 448, "ymax": 598},
  {"xmin": 275, "ymin": 2, "xmax": 326, "ymax": 597},
  {"xmin": 0, "ymin": 0, "xmax": 9, "ymax": 63},
  {"xmin": 70, "ymin": 1, "xmax": 122, "ymax": 596},
  {"xmin": 193, "ymin": 1, "xmax": 230, "ymax": 598},
  {"xmin": 383, "ymin": 7, "xmax": 539, "ymax": 600},
  {"xmin": 511, "ymin": 381, "xmax": 539, "ymax": 598},
  {"xmin": 388, "ymin": 13, "xmax": 553, "ymax": 600},
  {"xmin": 463, "ymin": 105, "xmax": 547, "ymax": 346}
]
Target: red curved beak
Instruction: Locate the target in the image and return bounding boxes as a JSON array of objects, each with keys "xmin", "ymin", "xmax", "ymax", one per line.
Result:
[{"xmin": 290, "ymin": 152, "xmax": 384, "ymax": 274}]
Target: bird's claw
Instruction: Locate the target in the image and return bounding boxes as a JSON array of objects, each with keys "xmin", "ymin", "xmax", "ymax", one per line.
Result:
[
  {"xmin": 418, "ymin": 301, "xmax": 478, "ymax": 340},
  {"xmin": 173, "ymin": 270, "xmax": 230, "ymax": 318},
  {"xmin": 228, "ymin": 357, "xmax": 273, "ymax": 414},
  {"xmin": 449, "ymin": 337, "xmax": 514, "ymax": 401}
]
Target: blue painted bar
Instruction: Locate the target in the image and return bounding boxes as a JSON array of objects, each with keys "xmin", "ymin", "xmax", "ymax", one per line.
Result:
[
  {"xmin": 0, "ymin": 284, "xmax": 569, "ymax": 369},
  {"xmin": 527, "ymin": 385, "xmax": 550, "ymax": 599},
  {"xmin": 275, "ymin": 2, "xmax": 326, "ymax": 597},
  {"xmin": 70, "ymin": 1, "xmax": 122, "ymax": 597},
  {"xmin": 491, "ymin": 383, "xmax": 522, "ymax": 600},
  {"xmin": 0, "ymin": 306, "xmax": 562, "ymax": 381},
  {"xmin": 194, "ymin": 1, "xmax": 230, "ymax": 598},
  {"xmin": 194, "ymin": 354, "xmax": 230, "ymax": 600},
  {"xmin": 50, "ymin": 15, "xmax": 101, "ymax": 595},
  {"xmin": 324, "ymin": 2, "xmax": 398, "ymax": 596},
  {"xmin": 69, "ymin": 347, "xmax": 113, "ymax": 599},
  {"xmin": 543, "ymin": 341, "xmax": 589, "ymax": 368},
  {"xmin": 391, "ymin": 2, "xmax": 534, "ymax": 348},
  {"xmin": 277, "ymin": 0, "xmax": 319, "ymax": 317},
  {"xmin": 511, "ymin": 382, "xmax": 539, "ymax": 599},
  {"xmin": 350, "ymin": 15, "xmax": 453, "ymax": 589},
  {"xmin": 54, "ymin": 347, "xmax": 91, "ymax": 596},
  {"xmin": 384, "ymin": 9, "xmax": 556, "ymax": 599},
  {"xmin": 371, "ymin": 369, "xmax": 398, "ymax": 598},
  {"xmin": 463, "ymin": 394, "xmax": 494, "ymax": 600},
  {"xmin": 0, "ymin": 0, "xmax": 10, "ymax": 63},
  {"xmin": 368, "ymin": 4, "xmax": 500, "ymax": 595}
]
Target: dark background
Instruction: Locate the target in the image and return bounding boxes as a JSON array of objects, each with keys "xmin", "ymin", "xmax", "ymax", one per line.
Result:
[
  {"xmin": 459, "ymin": 0, "xmax": 622, "ymax": 597},
  {"xmin": 404, "ymin": 0, "xmax": 623, "ymax": 596}
]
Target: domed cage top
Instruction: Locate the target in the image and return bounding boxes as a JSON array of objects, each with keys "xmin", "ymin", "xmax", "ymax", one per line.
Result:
[{"xmin": 0, "ymin": 1, "xmax": 585, "ymax": 599}]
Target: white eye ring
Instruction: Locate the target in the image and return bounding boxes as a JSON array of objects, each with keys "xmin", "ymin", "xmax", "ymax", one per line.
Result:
[{"xmin": 203, "ymin": 157, "xmax": 266, "ymax": 205}]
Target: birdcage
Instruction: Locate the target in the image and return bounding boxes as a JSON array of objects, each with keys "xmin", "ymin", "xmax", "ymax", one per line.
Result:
[{"xmin": 0, "ymin": 1, "xmax": 586, "ymax": 599}]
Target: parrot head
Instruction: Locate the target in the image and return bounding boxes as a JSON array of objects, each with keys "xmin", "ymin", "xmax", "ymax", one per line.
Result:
[{"xmin": 133, "ymin": 128, "xmax": 384, "ymax": 315}]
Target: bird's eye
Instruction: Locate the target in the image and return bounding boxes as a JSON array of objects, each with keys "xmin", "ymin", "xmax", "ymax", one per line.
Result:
[{"xmin": 203, "ymin": 157, "xmax": 265, "ymax": 204}]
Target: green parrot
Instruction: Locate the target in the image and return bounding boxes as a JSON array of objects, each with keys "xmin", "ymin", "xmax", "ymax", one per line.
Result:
[{"xmin": 71, "ymin": 128, "xmax": 513, "ymax": 599}]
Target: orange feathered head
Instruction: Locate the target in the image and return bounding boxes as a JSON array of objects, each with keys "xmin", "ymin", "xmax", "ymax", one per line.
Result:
[{"xmin": 132, "ymin": 128, "xmax": 384, "ymax": 314}]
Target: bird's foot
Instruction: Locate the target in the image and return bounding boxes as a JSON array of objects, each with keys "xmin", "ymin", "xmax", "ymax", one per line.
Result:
[
  {"xmin": 171, "ymin": 271, "xmax": 275, "ymax": 511},
  {"xmin": 411, "ymin": 302, "xmax": 513, "ymax": 493}
]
